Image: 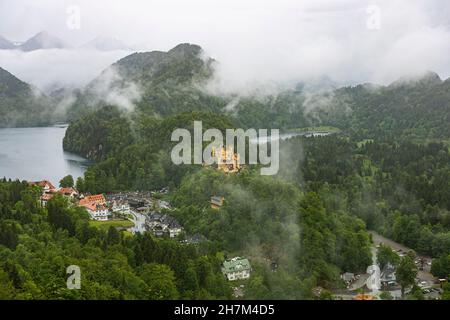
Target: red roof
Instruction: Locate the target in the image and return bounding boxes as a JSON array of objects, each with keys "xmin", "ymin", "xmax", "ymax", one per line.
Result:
[
  {"xmin": 79, "ymin": 194, "xmax": 106, "ymax": 206},
  {"xmin": 80, "ymin": 201, "xmax": 107, "ymax": 212},
  {"xmin": 30, "ymin": 180, "xmax": 56, "ymax": 190},
  {"xmin": 41, "ymin": 193, "xmax": 54, "ymax": 201},
  {"xmin": 58, "ymin": 187, "xmax": 78, "ymax": 195}
]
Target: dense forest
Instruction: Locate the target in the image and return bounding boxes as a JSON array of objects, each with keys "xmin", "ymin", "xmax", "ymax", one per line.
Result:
[
  {"xmin": 60, "ymin": 44, "xmax": 450, "ymax": 300},
  {"xmin": 280, "ymin": 136, "xmax": 450, "ymax": 258},
  {"xmin": 0, "ymin": 179, "xmax": 232, "ymax": 299},
  {"xmin": 2, "ymin": 43, "xmax": 450, "ymax": 299},
  {"xmin": 0, "ymin": 175, "xmax": 373, "ymax": 299}
]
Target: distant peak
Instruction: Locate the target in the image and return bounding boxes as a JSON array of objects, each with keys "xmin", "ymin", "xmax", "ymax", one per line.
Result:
[
  {"xmin": 390, "ymin": 71, "xmax": 442, "ymax": 88},
  {"xmin": 168, "ymin": 43, "xmax": 203, "ymax": 56},
  {"xmin": 19, "ymin": 31, "xmax": 67, "ymax": 51},
  {"xmin": 420, "ymin": 71, "xmax": 442, "ymax": 82}
]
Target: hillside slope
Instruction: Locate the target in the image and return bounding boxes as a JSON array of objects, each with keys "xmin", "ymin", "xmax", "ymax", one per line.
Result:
[
  {"xmin": 0, "ymin": 67, "xmax": 55, "ymax": 127},
  {"xmin": 67, "ymin": 43, "xmax": 226, "ymax": 120}
]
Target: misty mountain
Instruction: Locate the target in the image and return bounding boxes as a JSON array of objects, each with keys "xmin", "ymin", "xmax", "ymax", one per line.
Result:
[
  {"xmin": 19, "ymin": 31, "xmax": 68, "ymax": 51},
  {"xmin": 103, "ymin": 43, "xmax": 213, "ymax": 85},
  {"xmin": 0, "ymin": 35, "xmax": 15, "ymax": 49},
  {"xmin": 314, "ymin": 71, "xmax": 450, "ymax": 140},
  {"xmin": 230, "ymin": 70, "xmax": 450, "ymax": 138},
  {"xmin": 0, "ymin": 66, "xmax": 56, "ymax": 127},
  {"xmin": 81, "ymin": 36, "xmax": 131, "ymax": 51},
  {"xmin": 389, "ymin": 71, "xmax": 443, "ymax": 89},
  {"xmin": 66, "ymin": 42, "xmax": 450, "ymax": 141},
  {"xmin": 67, "ymin": 43, "xmax": 223, "ymax": 120}
]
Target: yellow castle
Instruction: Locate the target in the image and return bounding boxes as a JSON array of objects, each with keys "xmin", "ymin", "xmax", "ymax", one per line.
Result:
[{"xmin": 210, "ymin": 146, "xmax": 241, "ymax": 173}]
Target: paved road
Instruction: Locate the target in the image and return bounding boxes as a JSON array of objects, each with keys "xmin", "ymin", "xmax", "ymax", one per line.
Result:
[
  {"xmin": 129, "ymin": 211, "xmax": 147, "ymax": 234},
  {"xmin": 369, "ymin": 231, "xmax": 436, "ymax": 285}
]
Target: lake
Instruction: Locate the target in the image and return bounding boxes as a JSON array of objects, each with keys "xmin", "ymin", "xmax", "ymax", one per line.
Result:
[
  {"xmin": 249, "ymin": 131, "xmax": 333, "ymax": 144},
  {"xmin": 0, "ymin": 126, "xmax": 90, "ymax": 185}
]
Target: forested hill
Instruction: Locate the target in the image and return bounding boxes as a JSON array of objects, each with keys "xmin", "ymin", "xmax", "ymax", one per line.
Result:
[
  {"xmin": 62, "ymin": 45, "xmax": 450, "ymax": 195},
  {"xmin": 66, "ymin": 43, "xmax": 227, "ymax": 120},
  {"xmin": 229, "ymin": 71, "xmax": 450, "ymax": 140},
  {"xmin": 321, "ymin": 72, "xmax": 450, "ymax": 140},
  {"xmin": 0, "ymin": 67, "xmax": 56, "ymax": 128}
]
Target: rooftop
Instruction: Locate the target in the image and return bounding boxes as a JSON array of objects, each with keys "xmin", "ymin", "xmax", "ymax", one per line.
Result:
[
  {"xmin": 222, "ymin": 258, "xmax": 251, "ymax": 274},
  {"xmin": 30, "ymin": 180, "xmax": 55, "ymax": 190},
  {"xmin": 211, "ymin": 196, "xmax": 224, "ymax": 206},
  {"xmin": 80, "ymin": 194, "xmax": 105, "ymax": 205}
]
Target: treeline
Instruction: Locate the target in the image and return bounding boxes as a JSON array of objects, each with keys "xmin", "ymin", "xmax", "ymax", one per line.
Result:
[
  {"xmin": 0, "ymin": 179, "xmax": 231, "ymax": 299},
  {"xmin": 322, "ymin": 73, "xmax": 450, "ymax": 140},
  {"xmin": 280, "ymin": 136, "xmax": 450, "ymax": 258}
]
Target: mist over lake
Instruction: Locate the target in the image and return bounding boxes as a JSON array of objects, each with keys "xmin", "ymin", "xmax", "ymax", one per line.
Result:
[{"xmin": 0, "ymin": 126, "xmax": 90, "ymax": 185}]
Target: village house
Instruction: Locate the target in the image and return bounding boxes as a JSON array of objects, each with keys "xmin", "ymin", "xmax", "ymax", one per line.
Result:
[
  {"xmin": 58, "ymin": 187, "xmax": 79, "ymax": 199},
  {"xmin": 79, "ymin": 194, "xmax": 109, "ymax": 221},
  {"xmin": 222, "ymin": 257, "xmax": 252, "ymax": 281},
  {"xmin": 80, "ymin": 194, "xmax": 106, "ymax": 204},
  {"xmin": 110, "ymin": 200, "xmax": 131, "ymax": 213},
  {"xmin": 30, "ymin": 180, "xmax": 56, "ymax": 193},
  {"xmin": 146, "ymin": 213, "xmax": 183, "ymax": 238},
  {"xmin": 210, "ymin": 196, "xmax": 224, "ymax": 210},
  {"xmin": 30, "ymin": 180, "xmax": 57, "ymax": 206},
  {"xmin": 40, "ymin": 193, "xmax": 54, "ymax": 206}
]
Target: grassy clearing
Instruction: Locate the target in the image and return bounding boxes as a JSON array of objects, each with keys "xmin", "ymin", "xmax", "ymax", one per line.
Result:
[{"xmin": 89, "ymin": 219, "xmax": 134, "ymax": 231}]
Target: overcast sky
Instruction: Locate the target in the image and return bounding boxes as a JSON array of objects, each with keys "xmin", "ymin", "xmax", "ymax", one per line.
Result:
[{"xmin": 1, "ymin": 0, "xmax": 450, "ymax": 92}]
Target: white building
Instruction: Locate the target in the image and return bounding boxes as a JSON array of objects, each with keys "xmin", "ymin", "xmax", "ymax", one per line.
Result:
[
  {"xmin": 111, "ymin": 200, "xmax": 131, "ymax": 213},
  {"xmin": 222, "ymin": 257, "xmax": 252, "ymax": 281},
  {"xmin": 79, "ymin": 194, "xmax": 109, "ymax": 221},
  {"xmin": 87, "ymin": 205, "xmax": 109, "ymax": 221}
]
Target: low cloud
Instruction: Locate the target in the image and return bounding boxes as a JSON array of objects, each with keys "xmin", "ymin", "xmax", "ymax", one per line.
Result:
[
  {"xmin": 0, "ymin": 48, "xmax": 132, "ymax": 92},
  {"xmin": 1, "ymin": 0, "xmax": 450, "ymax": 95},
  {"xmin": 86, "ymin": 66, "xmax": 142, "ymax": 111}
]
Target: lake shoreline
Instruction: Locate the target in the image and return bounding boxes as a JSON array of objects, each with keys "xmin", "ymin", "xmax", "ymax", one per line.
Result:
[{"xmin": 0, "ymin": 126, "xmax": 89, "ymax": 184}]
